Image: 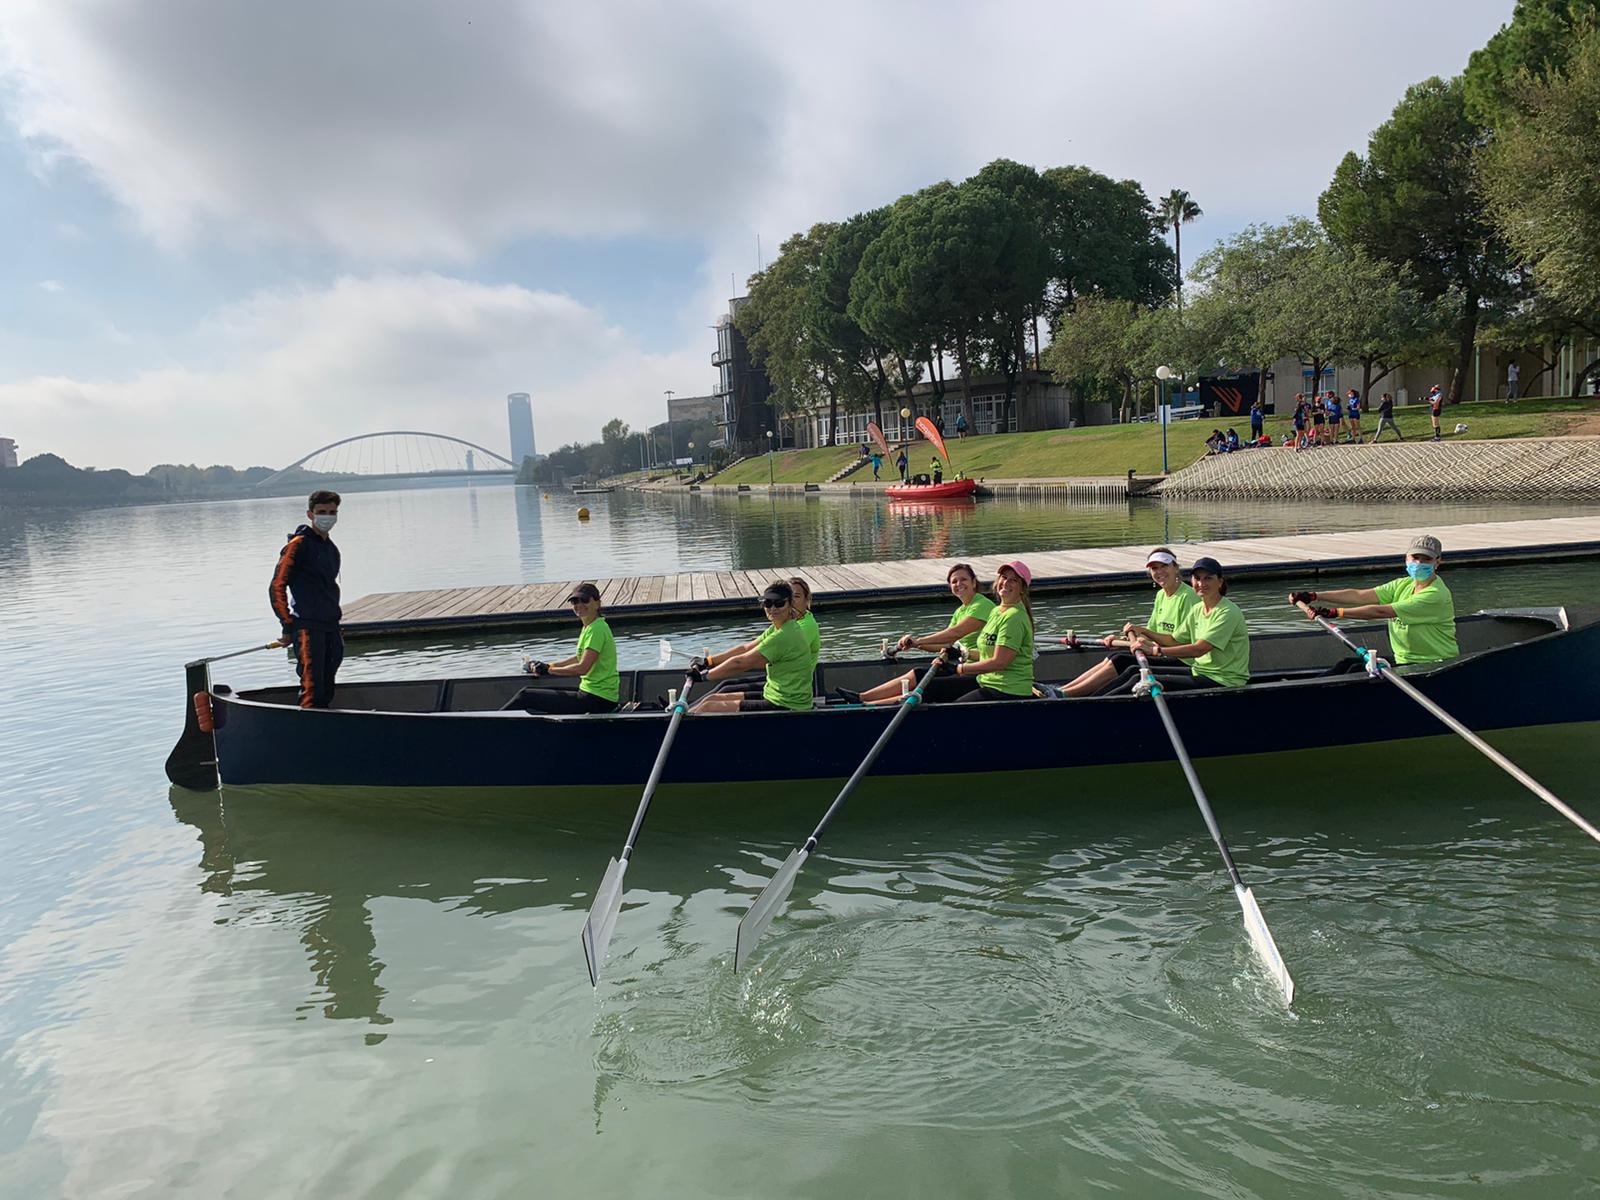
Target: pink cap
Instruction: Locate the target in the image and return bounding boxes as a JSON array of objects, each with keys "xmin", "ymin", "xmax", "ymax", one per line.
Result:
[{"xmin": 1002, "ymin": 560, "xmax": 1033, "ymax": 586}]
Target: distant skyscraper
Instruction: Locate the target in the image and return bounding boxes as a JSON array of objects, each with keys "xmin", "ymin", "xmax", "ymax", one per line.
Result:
[
  {"xmin": 507, "ymin": 393, "xmax": 537, "ymax": 466},
  {"xmin": 0, "ymin": 437, "xmax": 16, "ymax": 469}
]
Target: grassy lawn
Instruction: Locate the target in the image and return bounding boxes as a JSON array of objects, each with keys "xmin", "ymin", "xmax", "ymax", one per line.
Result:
[{"xmin": 702, "ymin": 396, "xmax": 1600, "ymax": 485}]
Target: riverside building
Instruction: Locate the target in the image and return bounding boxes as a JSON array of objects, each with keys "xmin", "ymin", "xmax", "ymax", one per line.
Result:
[{"xmin": 507, "ymin": 393, "xmax": 538, "ymax": 467}]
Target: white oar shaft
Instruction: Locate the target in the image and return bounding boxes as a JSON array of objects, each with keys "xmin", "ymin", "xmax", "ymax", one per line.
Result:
[{"xmin": 1302, "ymin": 607, "xmax": 1600, "ymax": 847}]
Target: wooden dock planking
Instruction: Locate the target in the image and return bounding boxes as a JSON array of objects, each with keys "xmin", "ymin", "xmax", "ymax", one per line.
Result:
[{"xmin": 339, "ymin": 514, "xmax": 1600, "ymax": 637}]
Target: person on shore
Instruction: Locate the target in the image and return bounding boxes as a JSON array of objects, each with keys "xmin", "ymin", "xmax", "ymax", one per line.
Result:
[
  {"xmin": 842, "ymin": 563, "xmax": 995, "ymax": 705},
  {"xmin": 955, "ymin": 412, "xmax": 969, "ymax": 438},
  {"xmin": 1225, "ymin": 428, "xmax": 1240, "ymax": 452},
  {"xmin": 1291, "ymin": 395, "xmax": 1308, "ymax": 449},
  {"xmin": 1061, "ymin": 547, "xmax": 1201, "ymax": 697},
  {"xmin": 505, "ymin": 582, "xmax": 619, "ymax": 714},
  {"xmin": 896, "ymin": 449, "xmax": 909, "ymax": 482},
  {"xmin": 1345, "ymin": 389, "xmax": 1363, "ymax": 443},
  {"xmin": 1370, "ymin": 392, "xmax": 1402, "ymax": 442},
  {"xmin": 870, "ymin": 452, "xmax": 882, "ymax": 480},
  {"xmin": 1249, "ymin": 397, "xmax": 1265, "ymax": 442},
  {"xmin": 1428, "ymin": 384, "xmax": 1444, "ymax": 440},
  {"xmin": 1324, "ymin": 391, "xmax": 1343, "ymax": 443},
  {"xmin": 690, "ymin": 581, "xmax": 815, "ymax": 713},
  {"xmin": 934, "ymin": 412, "xmax": 947, "ymax": 437},
  {"xmin": 1506, "ymin": 359, "xmax": 1519, "ymax": 401},
  {"xmin": 269, "ymin": 489, "xmax": 344, "ymax": 709},
  {"xmin": 1289, "ymin": 534, "xmax": 1457, "ymax": 666}
]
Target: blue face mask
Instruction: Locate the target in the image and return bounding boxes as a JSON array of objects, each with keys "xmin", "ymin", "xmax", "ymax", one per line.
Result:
[{"xmin": 1406, "ymin": 560, "xmax": 1434, "ymax": 581}]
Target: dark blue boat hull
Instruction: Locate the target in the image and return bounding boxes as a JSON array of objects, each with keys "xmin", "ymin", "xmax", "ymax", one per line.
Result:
[{"xmin": 204, "ymin": 610, "xmax": 1600, "ymax": 790}]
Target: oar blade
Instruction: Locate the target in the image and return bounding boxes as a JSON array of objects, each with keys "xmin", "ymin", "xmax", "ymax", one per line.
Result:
[
  {"xmin": 581, "ymin": 856, "xmax": 629, "ymax": 987},
  {"xmin": 657, "ymin": 638, "xmax": 673, "ymax": 668},
  {"xmin": 734, "ymin": 847, "xmax": 809, "ymax": 972},
  {"xmin": 1234, "ymin": 884, "xmax": 1294, "ymax": 1006}
]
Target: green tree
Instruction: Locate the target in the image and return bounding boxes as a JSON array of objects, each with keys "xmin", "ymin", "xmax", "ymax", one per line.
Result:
[
  {"xmin": 1157, "ymin": 189, "xmax": 1203, "ymax": 308},
  {"xmin": 1041, "ymin": 296, "xmax": 1143, "ymax": 421},
  {"xmin": 1479, "ymin": 22, "xmax": 1600, "ymax": 328},
  {"xmin": 1464, "ymin": 0, "xmax": 1600, "ymax": 124},
  {"xmin": 1319, "ymin": 76, "xmax": 1512, "ymax": 402},
  {"xmin": 809, "ymin": 208, "xmax": 896, "ymax": 433}
]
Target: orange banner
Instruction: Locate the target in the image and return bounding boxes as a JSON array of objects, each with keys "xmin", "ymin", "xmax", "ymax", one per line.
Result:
[
  {"xmin": 916, "ymin": 416, "xmax": 950, "ymax": 463},
  {"xmin": 865, "ymin": 421, "xmax": 893, "ymax": 460}
]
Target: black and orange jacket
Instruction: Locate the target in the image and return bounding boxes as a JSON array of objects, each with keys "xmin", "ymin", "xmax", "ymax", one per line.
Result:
[{"xmin": 269, "ymin": 524, "xmax": 342, "ymax": 630}]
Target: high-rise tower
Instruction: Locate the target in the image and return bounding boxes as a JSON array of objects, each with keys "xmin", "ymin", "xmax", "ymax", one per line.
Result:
[{"xmin": 507, "ymin": 392, "xmax": 537, "ymax": 466}]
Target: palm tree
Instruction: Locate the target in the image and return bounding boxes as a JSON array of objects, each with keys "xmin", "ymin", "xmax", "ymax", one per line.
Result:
[{"xmin": 1159, "ymin": 189, "xmax": 1203, "ymax": 309}]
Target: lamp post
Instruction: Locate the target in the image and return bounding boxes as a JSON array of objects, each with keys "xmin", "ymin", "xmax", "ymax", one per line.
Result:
[
  {"xmin": 1155, "ymin": 365, "xmax": 1173, "ymax": 474},
  {"xmin": 765, "ymin": 429, "xmax": 774, "ymax": 487},
  {"xmin": 899, "ymin": 406, "xmax": 911, "ymax": 443},
  {"xmin": 687, "ymin": 441, "xmax": 695, "ymax": 476},
  {"xmin": 638, "ymin": 431, "xmax": 647, "ymax": 472}
]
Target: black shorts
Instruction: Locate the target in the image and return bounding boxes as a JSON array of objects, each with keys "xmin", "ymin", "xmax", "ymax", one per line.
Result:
[
  {"xmin": 954, "ymin": 685, "xmax": 1031, "ymax": 703},
  {"xmin": 738, "ymin": 696, "xmax": 808, "ymax": 713},
  {"xmin": 501, "ymin": 687, "xmax": 618, "ymax": 714}
]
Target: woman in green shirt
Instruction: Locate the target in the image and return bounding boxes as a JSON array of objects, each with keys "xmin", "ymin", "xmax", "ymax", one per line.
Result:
[
  {"xmin": 846, "ymin": 563, "xmax": 996, "ymax": 705},
  {"xmin": 503, "ymin": 582, "xmax": 620, "ymax": 713},
  {"xmin": 789, "ymin": 576, "xmax": 822, "ymax": 672},
  {"xmin": 1289, "ymin": 533, "xmax": 1457, "ymax": 665},
  {"xmin": 1061, "ymin": 547, "xmax": 1200, "ymax": 697},
  {"xmin": 1123, "ymin": 556, "xmax": 1251, "ymax": 691},
  {"xmin": 691, "ymin": 581, "xmax": 816, "ymax": 713}
]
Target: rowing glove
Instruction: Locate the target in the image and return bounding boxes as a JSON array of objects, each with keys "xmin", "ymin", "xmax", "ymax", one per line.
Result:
[
  {"xmin": 689, "ymin": 655, "xmax": 711, "ymax": 674},
  {"xmin": 1289, "ymin": 591, "xmax": 1317, "ymax": 605},
  {"xmin": 280, "ymin": 623, "xmax": 297, "ymax": 646},
  {"xmin": 1311, "ymin": 606, "xmax": 1338, "ymax": 620},
  {"xmin": 686, "ymin": 662, "xmax": 709, "ymax": 682}
]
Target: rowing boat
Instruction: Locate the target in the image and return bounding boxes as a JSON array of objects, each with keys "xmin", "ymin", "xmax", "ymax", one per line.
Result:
[
  {"xmin": 165, "ymin": 607, "xmax": 1600, "ymax": 791},
  {"xmin": 885, "ymin": 478, "xmax": 977, "ymax": 500}
]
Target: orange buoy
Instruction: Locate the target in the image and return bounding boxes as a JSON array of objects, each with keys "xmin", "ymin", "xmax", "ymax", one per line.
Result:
[
  {"xmin": 193, "ymin": 691, "xmax": 215, "ymax": 733},
  {"xmin": 577, "ymin": 507, "xmax": 591, "ymax": 520}
]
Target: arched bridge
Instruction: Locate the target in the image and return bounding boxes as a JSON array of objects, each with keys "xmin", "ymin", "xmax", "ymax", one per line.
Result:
[{"xmin": 257, "ymin": 430, "xmax": 518, "ymax": 487}]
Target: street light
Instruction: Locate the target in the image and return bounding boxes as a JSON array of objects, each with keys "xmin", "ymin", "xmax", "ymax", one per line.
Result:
[
  {"xmin": 765, "ymin": 429, "xmax": 774, "ymax": 487},
  {"xmin": 638, "ymin": 430, "xmax": 647, "ymax": 472},
  {"xmin": 687, "ymin": 441, "xmax": 695, "ymax": 475},
  {"xmin": 1155, "ymin": 365, "xmax": 1173, "ymax": 474},
  {"xmin": 665, "ymin": 389, "xmax": 676, "ymax": 467}
]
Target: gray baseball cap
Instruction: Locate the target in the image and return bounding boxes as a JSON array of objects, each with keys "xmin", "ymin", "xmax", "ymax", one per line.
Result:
[{"xmin": 1408, "ymin": 534, "xmax": 1443, "ymax": 558}]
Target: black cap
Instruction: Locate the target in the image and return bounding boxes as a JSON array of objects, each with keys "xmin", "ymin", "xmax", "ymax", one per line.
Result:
[
  {"xmin": 567, "ymin": 582, "xmax": 602, "ymax": 604},
  {"xmin": 760, "ymin": 580, "xmax": 794, "ymax": 605},
  {"xmin": 1190, "ymin": 556, "xmax": 1225, "ymax": 576}
]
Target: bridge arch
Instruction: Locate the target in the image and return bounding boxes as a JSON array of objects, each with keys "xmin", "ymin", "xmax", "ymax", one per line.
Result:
[{"xmin": 258, "ymin": 430, "xmax": 516, "ymax": 486}]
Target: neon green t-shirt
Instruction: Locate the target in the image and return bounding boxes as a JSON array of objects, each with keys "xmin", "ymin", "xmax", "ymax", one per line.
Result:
[
  {"xmin": 1147, "ymin": 584, "xmax": 1200, "ymax": 640},
  {"xmin": 797, "ymin": 610, "xmax": 821, "ymax": 667},
  {"xmin": 1180, "ymin": 597, "xmax": 1250, "ymax": 687},
  {"xmin": 1374, "ymin": 576, "xmax": 1458, "ymax": 664},
  {"xmin": 576, "ymin": 616, "xmax": 619, "ymax": 702},
  {"xmin": 976, "ymin": 604, "xmax": 1034, "ymax": 696},
  {"xmin": 755, "ymin": 619, "xmax": 814, "ymax": 711},
  {"xmin": 949, "ymin": 593, "xmax": 997, "ymax": 657}
]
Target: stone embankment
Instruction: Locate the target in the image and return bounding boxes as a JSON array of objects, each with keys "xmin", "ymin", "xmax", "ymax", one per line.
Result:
[{"xmin": 1158, "ymin": 437, "xmax": 1600, "ymax": 501}]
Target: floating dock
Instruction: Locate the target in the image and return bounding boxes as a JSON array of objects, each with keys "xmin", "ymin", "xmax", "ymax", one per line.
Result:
[{"xmin": 340, "ymin": 514, "xmax": 1600, "ymax": 639}]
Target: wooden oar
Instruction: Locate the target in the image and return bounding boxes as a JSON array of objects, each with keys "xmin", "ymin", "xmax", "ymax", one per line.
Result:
[
  {"xmin": 581, "ymin": 674, "xmax": 697, "ymax": 987},
  {"xmin": 734, "ymin": 655, "xmax": 949, "ymax": 971},
  {"xmin": 1294, "ymin": 601, "xmax": 1600, "ymax": 846},
  {"xmin": 1132, "ymin": 648, "xmax": 1296, "ymax": 1005}
]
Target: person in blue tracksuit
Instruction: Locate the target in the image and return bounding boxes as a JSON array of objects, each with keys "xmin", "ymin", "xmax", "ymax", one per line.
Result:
[{"xmin": 269, "ymin": 490, "xmax": 344, "ymax": 708}]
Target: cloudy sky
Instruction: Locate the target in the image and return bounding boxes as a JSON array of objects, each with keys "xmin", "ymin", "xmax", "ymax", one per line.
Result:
[{"xmin": 0, "ymin": 0, "xmax": 1514, "ymax": 472}]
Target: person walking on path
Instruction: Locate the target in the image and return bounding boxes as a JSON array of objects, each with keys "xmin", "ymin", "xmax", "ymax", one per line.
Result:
[
  {"xmin": 1370, "ymin": 392, "xmax": 1402, "ymax": 442},
  {"xmin": 1428, "ymin": 384, "xmax": 1444, "ymax": 440},
  {"xmin": 869, "ymin": 452, "xmax": 882, "ymax": 480},
  {"xmin": 933, "ymin": 412, "xmax": 946, "ymax": 437},
  {"xmin": 1249, "ymin": 396, "xmax": 1264, "ymax": 442},
  {"xmin": 1345, "ymin": 389, "xmax": 1363, "ymax": 443},
  {"xmin": 955, "ymin": 412, "xmax": 969, "ymax": 438},
  {"xmin": 268, "ymin": 489, "xmax": 344, "ymax": 709},
  {"xmin": 1506, "ymin": 360, "xmax": 1519, "ymax": 401},
  {"xmin": 895, "ymin": 448, "xmax": 908, "ymax": 482}
]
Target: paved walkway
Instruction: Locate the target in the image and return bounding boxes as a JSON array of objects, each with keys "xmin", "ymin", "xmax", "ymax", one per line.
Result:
[{"xmin": 340, "ymin": 514, "xmax": 1600, "ymax": 638}]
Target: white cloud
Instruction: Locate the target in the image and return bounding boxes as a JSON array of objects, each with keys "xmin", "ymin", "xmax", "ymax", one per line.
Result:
[
  {"xmin": 36, "ymin": 278, "xmax": 64, "ymax": 291},
  {"xmin": 0, "ymin": 0, "xmax": 785, "ymax": 259},
  {"xmin": 0, "ymin": 274, "xmax": 715, "ymax": 471}
]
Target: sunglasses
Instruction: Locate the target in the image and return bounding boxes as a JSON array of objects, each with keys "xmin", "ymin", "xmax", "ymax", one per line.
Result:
[
  {"xmin": 568, "ymin": 596, "xmax": 595, "ymax": 605},
  {"xmin": 760, "ymin": 598, "xmax": 786, "ymax": 609}
]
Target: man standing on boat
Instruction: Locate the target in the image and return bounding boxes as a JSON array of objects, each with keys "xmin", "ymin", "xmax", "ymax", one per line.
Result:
[
  {"xmin": 269, "ymin": 490, "xmax": 343, "ymax": 708},
  {"xmin": 1289, "ymin": 534, "xmax": 1457, "ymax": 666}
]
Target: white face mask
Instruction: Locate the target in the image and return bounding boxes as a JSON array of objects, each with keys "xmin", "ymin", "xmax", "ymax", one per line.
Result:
[{"xmin": 311, "ymin": 513, "xmax": 338, "ymax": 533}]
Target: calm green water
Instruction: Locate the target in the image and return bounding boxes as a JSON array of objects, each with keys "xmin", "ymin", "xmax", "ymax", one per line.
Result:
[{"xmin": 4, "ymin": 484, "xmax": 1599, "ymax": 1198}]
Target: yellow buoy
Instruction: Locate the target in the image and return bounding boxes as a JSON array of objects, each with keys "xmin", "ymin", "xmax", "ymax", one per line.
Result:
[
  {"xmin": 542, "ymin": 492, "xmax": 550, "ymax": 500},
  {"xmin": 577, "ymin": 507, "xmax": 591, "ymax": 520}
]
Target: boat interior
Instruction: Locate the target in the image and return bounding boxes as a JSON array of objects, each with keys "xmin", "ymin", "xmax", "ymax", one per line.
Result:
[{"xmin": 224, "ymin": 611, "xmax": 1566, "ymax": 715}]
